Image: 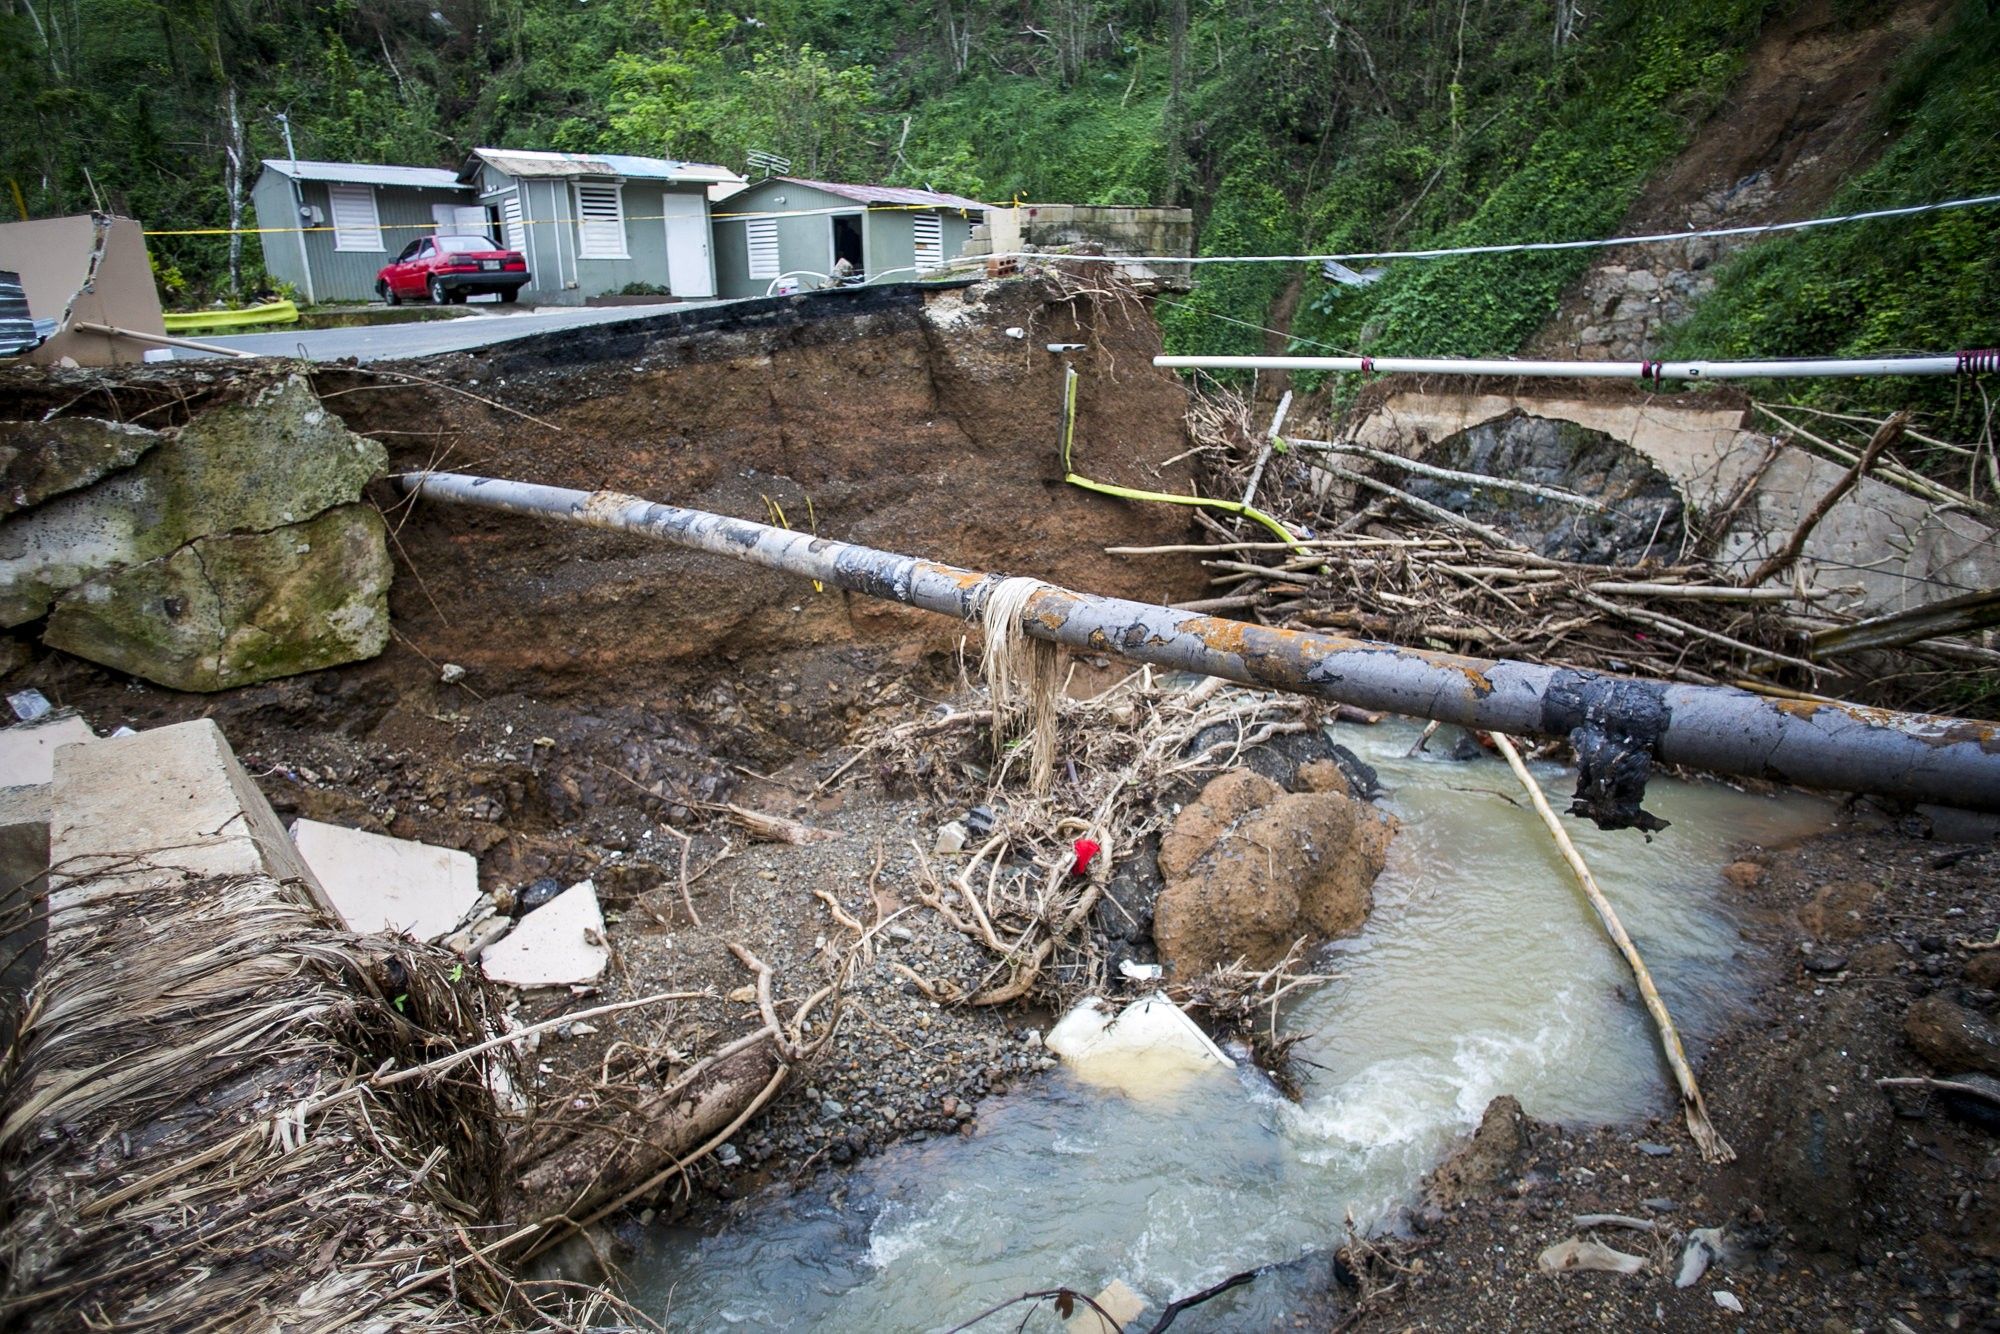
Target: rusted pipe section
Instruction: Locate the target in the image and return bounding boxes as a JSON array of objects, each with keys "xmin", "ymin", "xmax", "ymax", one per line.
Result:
[{"xmin": 402, "ymin": 472, "xmax": 2000, "ymax": 822}]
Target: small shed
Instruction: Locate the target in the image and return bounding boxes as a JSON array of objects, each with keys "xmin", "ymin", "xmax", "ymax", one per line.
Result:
[
  {"xmin": 709, "ymin": 178, "xmax": 985, "ymax": 299},
  {"xmin": 457, "ymin": 148, "xmax": 741, "ymax": 305},
  {"xmin": 252, "ymin": 160, "xmax": 476, "ymax": 304}
]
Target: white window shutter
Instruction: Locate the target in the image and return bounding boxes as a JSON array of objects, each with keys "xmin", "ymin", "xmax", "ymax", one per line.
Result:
[
  {"xmin": 501, "ymin": 193, "xmax": 526, "ymax": 252},
  {"xmin": 745, "ymin": 218, "xmax": 780, "ymax": 279},
  {"xmin": 575, "ymin": 183, "xmax": 626, "ymax": 259},
  {"xmin": 328, "ymin": 184, "xmax": 383, "ymax": 252},
  {"xmin": 913, "ymin": 213, "xmax": 943, "ymax": 267}
]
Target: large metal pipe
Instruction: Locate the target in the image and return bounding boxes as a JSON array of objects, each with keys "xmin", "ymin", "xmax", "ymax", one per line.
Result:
[
  {"xmin": 1152, "ymin": 353, "xmax": 1981, "ymax": 380},
  {"xmin": 402, "ymin": 471, "xmax": 2000, "ymax": 821}
]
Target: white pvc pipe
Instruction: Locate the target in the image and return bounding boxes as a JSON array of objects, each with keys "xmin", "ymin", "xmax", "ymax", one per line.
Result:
[{"xmin": 1153, "ymin": 354, "xmax": 1972, "ymax": 380}]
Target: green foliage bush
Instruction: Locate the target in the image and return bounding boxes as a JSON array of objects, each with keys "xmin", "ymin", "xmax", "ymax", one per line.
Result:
[{"xmin": 1658, "ymin": 0, "xmax": 2000, "ymax": 425}]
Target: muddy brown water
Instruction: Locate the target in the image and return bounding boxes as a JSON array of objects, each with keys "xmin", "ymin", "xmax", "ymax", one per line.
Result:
[{"xmin": 620, "ymin": 719, "xmax": 1833, "ymax": 1330}]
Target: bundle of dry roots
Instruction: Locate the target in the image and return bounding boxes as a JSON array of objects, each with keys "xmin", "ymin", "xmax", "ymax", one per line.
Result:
[{"xmin": 1165, "ymin": 387, "xmax": 1999, "ymax": 717}]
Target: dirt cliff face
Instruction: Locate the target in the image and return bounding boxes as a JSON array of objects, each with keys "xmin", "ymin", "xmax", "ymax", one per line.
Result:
[{"xmin": 317, "ymin": 278, "xmax": 1208, "ymax": 697}]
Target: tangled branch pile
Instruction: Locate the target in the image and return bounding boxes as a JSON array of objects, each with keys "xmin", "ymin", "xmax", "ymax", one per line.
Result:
[
  {"xmin": 1164, "ymin": 387, "xmax": 1998, "ymax": 715},
  {"xmin": 849, "ymin": 668, "xmax": 1319, "ymax": 1013}
]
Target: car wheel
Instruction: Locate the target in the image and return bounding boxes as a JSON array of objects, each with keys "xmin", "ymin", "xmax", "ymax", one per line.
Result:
[
  {"xmin": 428, "ymin": 277, "xmax": 448, "ymax": 305},
  {"xmin": 498, "ymin": 288, "xmax": 519, "ymax": 305},
  {"xmin": 379, "ymin": 280, "xmax": 401, "ymax": 308}
]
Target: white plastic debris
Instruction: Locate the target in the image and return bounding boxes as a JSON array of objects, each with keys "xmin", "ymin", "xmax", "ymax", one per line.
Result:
[
  {"xmin": 1712, "ymin": 1290, "xmax": 1744, "ymax": 1313},
  {"xmin": 1117, "ymin": 958, "xmax": 1164, "ymax": 983},
  {"xmin": 1064, "ymin": 1278, "xmax": 1147, "ymax": 1334},
  {"xmin": 932, "ymin": 820, "xmax": 968, "ymax": 855},
  {"xmin": 1044, "ymin": 994, "xmax": 1232, "ymax": 1097},
  {"xmin": 7, "ymin": 689, "xmax": 51, "ymax": 722},
  {"xmin": 440, "ymin": 663, "xmax": 467, "ymax": 684}
]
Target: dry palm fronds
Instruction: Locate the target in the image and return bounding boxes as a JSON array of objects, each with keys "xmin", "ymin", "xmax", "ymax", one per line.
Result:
[{"xmin": 0, "ymin": 868, "xmax": 522, "ymax": 1331}]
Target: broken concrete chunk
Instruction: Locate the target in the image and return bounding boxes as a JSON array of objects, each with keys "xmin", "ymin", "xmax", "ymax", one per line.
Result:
[
  {"xmin": 1, "ymin": 714, "xmax": 93, "ymax": 788},
  {"xmin": 444, "ymin": 914, "xmax": 513, "ymax": 961},
  {"xmin": 47, "ymin": 718, "xmax": 330, "ymax": 930},
  {"xmin": 1045, "ymin": 994, "xmax": 1231, "ymax": 1098},
  {"xmin": 481, "ymin": 880, "xmax": 609, "ymax": 988},
  {"xmin": 0, "ymin": 416, "xmax": 162, "ymax": 517},
  {"xmin": 290, "ymin": 819, "xmax": 482, "ymax": 943},
  {"xmin": 0, "ymin": 375, "xmax": 385, "ymax": 626},
  {"xmin": 1536, "ymin": 1236, "xmax": 1647, "ymax": 1276},
  {"xmin": 41, "ymin": 504, "xmax": 391, "ymax": 692}
]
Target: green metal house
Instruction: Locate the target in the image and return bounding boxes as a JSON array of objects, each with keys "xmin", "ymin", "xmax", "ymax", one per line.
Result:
[
  {"xmin": 457, "ymin": 148, "xmax": 741, "ymax": 306},
  {"xmin": 710, "ymin": 178, "xmax": 986, "ymax": 299},
  {"xmin": 251, "ymin": 160, "xmax": 475, "ymax": 304}
]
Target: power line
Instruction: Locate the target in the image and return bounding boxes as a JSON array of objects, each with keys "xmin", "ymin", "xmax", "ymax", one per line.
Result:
[{"xmin": 966, "ymin": 191, "xmax": 2000, "ymax": 270}]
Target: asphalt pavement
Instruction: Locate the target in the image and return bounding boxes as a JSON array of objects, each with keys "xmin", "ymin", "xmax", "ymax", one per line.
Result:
[{"xmin": 163, "ymin": 298, "xmax": 731, "ymax": 364}]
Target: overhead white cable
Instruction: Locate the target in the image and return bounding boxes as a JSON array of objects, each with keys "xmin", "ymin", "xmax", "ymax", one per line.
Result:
[
  {"xmin": 959, "ymin": 191, "xmax": 2000, "ymax": 269},
  {"xmin": 1154, "ymin": 352, "xmax": 2000, "ymax": 380}
]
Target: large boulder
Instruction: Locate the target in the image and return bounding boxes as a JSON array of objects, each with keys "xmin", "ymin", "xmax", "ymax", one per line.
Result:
[
  {"xmin": 0, "ymin": 376, "xmax": 385, "ymax": 625},
  {"xmin": 1152, "ymin": 766, "xmax": 1393, "ymax": 977},
  {"xmin": 42, "ymin": 505, "xmax": 391, "ymax": 692},
  {"xmin": 0, "ymin": 376, "xmax": 391, "ymax": 690}
]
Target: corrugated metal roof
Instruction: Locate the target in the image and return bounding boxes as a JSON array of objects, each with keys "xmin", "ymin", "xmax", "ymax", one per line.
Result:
[
  {"xmin": 466, "ymin": 148, "xmax": 745, "ymax": 187},
  {"xmin": 768, "ymin": 177, "xmax": 987, "ymax": 212},
  {"xmin": 259, "ymin": 159, "xmax": 465, "ymax": 190}
]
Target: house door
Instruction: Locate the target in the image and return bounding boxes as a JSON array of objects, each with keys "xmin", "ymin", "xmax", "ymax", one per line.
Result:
[
  {"xmin": 831, "ymin": 214, "xmax": 864, "ymax": 278},
  {"xmin": 661, "ymin": 193, "xmax": 715, "ymax": 298}
]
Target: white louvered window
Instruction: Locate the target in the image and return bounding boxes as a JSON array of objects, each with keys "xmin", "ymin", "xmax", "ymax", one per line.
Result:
[
  {"xmin": 574, "ymin": 183, "xmax": 626, "ymax": 259},
  {"xmin": 912, "ymin": 213, "xmax": 943, "ymax": 268},
  {"xmin": 501, "ymin": 193, "xmax": 526, "ymax": 252},
  {"xmin": 328, "ymin": 183, "xmax": 383, "ymax": 252},
  {"xmin": 745, "ymin": 218, "xmax": 780, "ymax": 280}
]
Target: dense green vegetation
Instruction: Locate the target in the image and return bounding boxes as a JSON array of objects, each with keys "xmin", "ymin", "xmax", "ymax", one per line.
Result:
[
  {"xmin": 3, "ymin": 0, "xmax": 1994, "ymax": 411},
  {"xmin": 1661, "ymin": 1, "xmax": 2000, "ymax": 427}
]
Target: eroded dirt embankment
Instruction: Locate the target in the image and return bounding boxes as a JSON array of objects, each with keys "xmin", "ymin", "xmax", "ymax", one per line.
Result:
[{"xmin": 342, "ymin": 278, "xmax": 1209, "ymax": 698}]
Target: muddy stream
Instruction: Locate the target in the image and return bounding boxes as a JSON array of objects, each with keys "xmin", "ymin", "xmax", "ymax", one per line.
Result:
[{"xmin": 618, "ymin": 719, "xmax": 1834, "ymax": 1329}]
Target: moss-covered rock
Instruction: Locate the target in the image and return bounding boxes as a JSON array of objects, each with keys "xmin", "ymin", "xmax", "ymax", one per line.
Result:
[
  {"xmin": 0, "ymin": 417, "xmax": 163, "ymax": 517},
  {"xmin": 0, "ymin": 377, "xmax": 385, "ymax": 625},
  {"xmin": 42, "ymin": 505, "xmax": 392, "ymax": 692}
]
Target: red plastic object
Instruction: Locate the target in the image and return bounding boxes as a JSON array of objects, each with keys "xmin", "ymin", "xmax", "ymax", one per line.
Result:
[{"xmin": 1071, "ymin": 837, "xmax": 1101, "ymax": 876}]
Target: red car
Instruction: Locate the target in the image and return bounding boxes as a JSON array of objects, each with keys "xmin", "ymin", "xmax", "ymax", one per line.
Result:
[{"xmin": 375, "ymin": 235, "xmax": 530, "ymax": 306}]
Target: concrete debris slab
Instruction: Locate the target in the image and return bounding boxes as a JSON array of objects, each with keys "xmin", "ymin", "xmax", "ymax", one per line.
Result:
[
  {"xmin": 290, "ymin": 818, "xmax": 482, "ymax": 943},
  {"xmin": 1, "ymin": 714, "xmax": 93, "ymax": 788},
  {"xmin": 481, "ymin": 880, "xmax": 609, "ymax": 988},
  {"xmin": 47, "ymin": 718, "xmax": 331, "ymax": 929},
  {"xmin": 1044, "ymin": 994, "xmax": 1232, "ymax": 1098}
]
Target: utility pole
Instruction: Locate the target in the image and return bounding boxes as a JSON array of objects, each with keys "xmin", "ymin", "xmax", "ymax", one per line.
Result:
[{"xmin": 271, "ymin": 110, "xmax": 316, "ymax": 305}]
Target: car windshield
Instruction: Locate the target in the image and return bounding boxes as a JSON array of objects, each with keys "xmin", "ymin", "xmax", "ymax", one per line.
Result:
[{"xmin": 436, "ymin": 236, "xmax": 498, "ymax": 252}]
